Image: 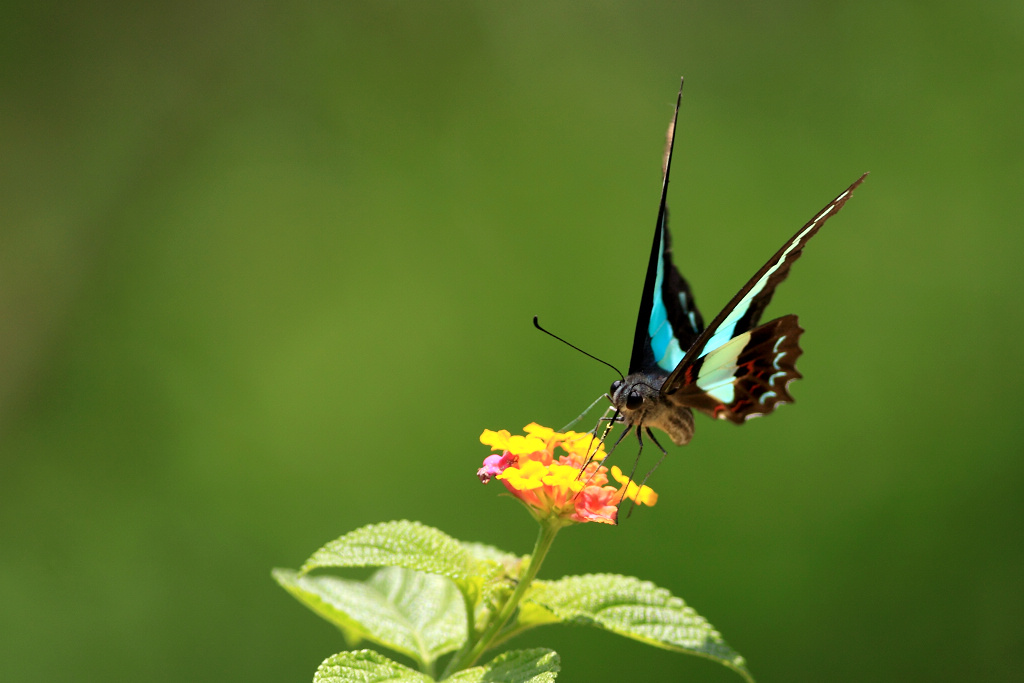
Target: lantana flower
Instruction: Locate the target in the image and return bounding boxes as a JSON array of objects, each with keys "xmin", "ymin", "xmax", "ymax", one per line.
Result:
[{"xmin": 477, "ymin": 423, "xmax": 658, "ymax": 526}]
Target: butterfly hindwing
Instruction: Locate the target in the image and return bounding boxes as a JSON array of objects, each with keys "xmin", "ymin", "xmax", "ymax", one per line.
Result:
[{"xmin": 665, "ymin": 314, "xmax": 803, "ymax": 423}]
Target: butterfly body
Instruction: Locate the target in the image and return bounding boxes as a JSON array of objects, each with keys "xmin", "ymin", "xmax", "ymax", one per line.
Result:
[
  {"xmin": 611, "ymin": 371, "xmax": 695, "ymax": 445},
  {"xmin": 610, "ymin": 80, "xmax": 866, "ymax": 447}
]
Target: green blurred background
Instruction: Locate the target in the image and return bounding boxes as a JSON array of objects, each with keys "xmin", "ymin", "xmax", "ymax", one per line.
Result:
[{"xmin": 2, "ymin": 2, "xmax": 1021, "ymax": 681}]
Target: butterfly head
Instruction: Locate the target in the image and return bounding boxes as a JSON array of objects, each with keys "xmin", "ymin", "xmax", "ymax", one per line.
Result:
[
  {"xmin": 609, "ymin": 374, "xmax": 666, "ymax": 422},
  {"xmin": 610, "ymin": 379, "xmax": 644, "ymax": 411}
]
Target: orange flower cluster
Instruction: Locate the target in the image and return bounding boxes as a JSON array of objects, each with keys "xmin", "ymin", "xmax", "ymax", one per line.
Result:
[{"xmin": 477, "ymin": 423, "xmax": 657, "ymax": 526}]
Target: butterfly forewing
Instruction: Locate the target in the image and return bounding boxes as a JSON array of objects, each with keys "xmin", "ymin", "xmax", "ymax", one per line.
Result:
[
  {"xmin": 677, "ymin": 174, "xmax": 866, "ymax": 366},
  {"xmin": 629, "ymin": 85, "xmax": 705, "ymax": 376},
  {"xmin": 640, "ymin": 216, "xmax": 705, "ymax": 374},
  {"xmin": 661, "ymin": 174, "xmax": 867, "ymax": 418}
]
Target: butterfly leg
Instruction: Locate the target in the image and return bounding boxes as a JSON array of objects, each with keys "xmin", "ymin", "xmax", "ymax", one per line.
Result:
[
  {"xmin": 636, "ymin": 427, "xmax": 669, "ymax": 491},
  {"xmin": 614, "ymin": 427, "xmax": 646, "ymax": 509},
  {"xmin": 622, "ymin": 429, "xmax": 669, "ymax": 519},
  {"xmin": 577, "ymin": 406, "xmax": 619, "ymax": 477},
  {"xmin": 559, "ymin": 392, "xmax": 613, "ymax": 433},
  {"xmin": 593, "ymin": 404, "xmax": 626, "ymax": 451},
  {"xmin": 577, "ymin": 412, "xmax": 632, "ymax": 491},
  {"xmin": 579, "ymin": 403, "xmax": 627, "ymax": 474}
]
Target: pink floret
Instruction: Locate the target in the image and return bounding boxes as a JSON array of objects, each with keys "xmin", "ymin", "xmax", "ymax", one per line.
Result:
[{"xmin": 477, "ymin": 451, "xmax": 518, "ymax": 484}]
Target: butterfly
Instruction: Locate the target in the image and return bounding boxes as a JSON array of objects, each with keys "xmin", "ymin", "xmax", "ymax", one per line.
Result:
[{"xmin": 608, "ymin": 80, "xmax": 867, "ymax": 450}]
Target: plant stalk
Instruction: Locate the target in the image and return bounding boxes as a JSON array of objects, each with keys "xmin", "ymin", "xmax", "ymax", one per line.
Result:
[{"xmin": 442, "ymin": 521, "xmax": 560, "ymax": 676}]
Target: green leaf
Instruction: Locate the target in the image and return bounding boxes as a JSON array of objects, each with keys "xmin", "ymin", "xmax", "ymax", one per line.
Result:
[
  {"xmin": 314, "ymin": 649, "xmax": 433, "ymax": 683},
  {"xmin": 528, "ymin": 574, "xmax": 753, "ymax": 682},
  {"xmin": 273, "ymin": 566, "xmax": 466, "ymax": 666},
  {"xmin": 274, "ymin": 568, "xmax": 367, "ymax": 647},
  {"xmin": 460, "ymin": 541, "xmax": 521, "ymax": 568},
  {"xmin": 443, "ymin": 648, "xmax": 559, "ymax": 683},
  {"xmin": 300, "ymin": 521, "xmax": 496, "ymax": 594}
]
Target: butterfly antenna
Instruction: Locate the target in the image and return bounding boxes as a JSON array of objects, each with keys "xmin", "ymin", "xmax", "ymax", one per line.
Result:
[{"xmin": 533, "ymin": 316, "xmax": 624, "ymax": 380}]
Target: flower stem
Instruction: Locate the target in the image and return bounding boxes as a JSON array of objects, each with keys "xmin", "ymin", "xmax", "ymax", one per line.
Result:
[{"xmin": 443, "ymin": 521, "xmax": 561, "ymax": 676}]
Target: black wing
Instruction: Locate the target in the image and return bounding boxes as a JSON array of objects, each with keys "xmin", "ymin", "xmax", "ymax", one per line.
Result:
[
  {"xmin": 663, "ymin": 173, "xmax": 868, "ymax": 421},
  {"xmin": 628, "ymin": 78, "xmax": 705, "ymax": 375}
]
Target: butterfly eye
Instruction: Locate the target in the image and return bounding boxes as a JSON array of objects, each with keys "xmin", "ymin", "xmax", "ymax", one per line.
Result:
[
  {"xmin": 626, "ymin": 391, "xmax": 643, "ymax": 410},
  {"xmin": 610, "ymin": 380, "xmax": 622, "ymax": 395}
]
